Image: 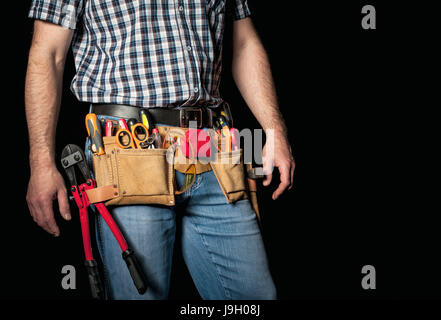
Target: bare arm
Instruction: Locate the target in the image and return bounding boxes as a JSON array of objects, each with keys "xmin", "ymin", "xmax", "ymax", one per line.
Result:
[
  {"xmin": 25, "ymin": 20, "xmax": 74, "ymax": 236},
  {"xmin": 232, "ymin": 18, "xmax": 295, "ymax": 200}
]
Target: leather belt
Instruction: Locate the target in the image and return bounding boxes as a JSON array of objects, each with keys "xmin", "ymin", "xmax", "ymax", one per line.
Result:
[
  {"xmin": 91, "ymin": 104, "xmax": 140, "ymax": 120},
  {"xmin": 91, "ymin": 103, "xmax": 232, "ymax": 129}
]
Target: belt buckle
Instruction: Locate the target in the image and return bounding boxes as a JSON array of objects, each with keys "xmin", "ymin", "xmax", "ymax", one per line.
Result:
[{"xmin": 179, "ymin": 107, "xmax": 203, "ymax": 128}]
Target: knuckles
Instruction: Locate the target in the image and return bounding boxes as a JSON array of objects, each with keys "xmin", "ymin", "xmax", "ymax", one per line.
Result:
[{"xmin": 26, "ymin": 191, "xmax": 51, "ymax": 206}]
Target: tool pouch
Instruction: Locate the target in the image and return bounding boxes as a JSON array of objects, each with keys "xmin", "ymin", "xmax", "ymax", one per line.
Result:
[
  {"xmin": 87, "ymin": 136, "xmax": 175, "ymax": 206},
  {"xmin": 86, "ymin": 129, "xmax": 249, "ymax": 207},
  {"xmin": 209, "ymin": 149, "xmax": 248, "ymax": 203}
]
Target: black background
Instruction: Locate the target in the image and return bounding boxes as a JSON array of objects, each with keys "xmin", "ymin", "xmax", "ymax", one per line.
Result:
[{"xmin": 10, "ymin": 0, "xmax": 440, "ymax": 306}]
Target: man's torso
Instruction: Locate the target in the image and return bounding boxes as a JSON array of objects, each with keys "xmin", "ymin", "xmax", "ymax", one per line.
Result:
[{"xmin": 29, "ymin": 0, "xmax": 251, "ymax": 108}]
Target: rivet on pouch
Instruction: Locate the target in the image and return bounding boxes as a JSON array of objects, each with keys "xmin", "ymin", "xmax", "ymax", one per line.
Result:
[
  {"xmin": 114, "ymin": 192, "xmax": 118, "ymax": 196},
  {"xmin": 113, "ymin": 184, "xmax": 117, "ymax": 188}
]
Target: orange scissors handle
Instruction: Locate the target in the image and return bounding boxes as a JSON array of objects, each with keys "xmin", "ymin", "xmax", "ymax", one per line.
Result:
[
  {"xmin": 116, "ymin": 128, "xmax": 137, "ymax": 149},
  {"xmin": 116, "ymin": 123, "xmax": 150, "ymax": 149},
  {"xmin": 131, "ymin": 123, "xmax": 150, "ymax": 146}
]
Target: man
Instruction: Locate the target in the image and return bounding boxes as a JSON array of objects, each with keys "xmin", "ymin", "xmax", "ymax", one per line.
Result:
[{"xmin": 26, "ymin": 0, "xmax": 295, "ymax": 300}]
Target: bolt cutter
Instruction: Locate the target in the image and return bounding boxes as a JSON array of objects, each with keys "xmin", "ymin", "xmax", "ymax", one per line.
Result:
[{"xmin": 61, "ymin": 144, "xmax": 147, "ymax": 299}]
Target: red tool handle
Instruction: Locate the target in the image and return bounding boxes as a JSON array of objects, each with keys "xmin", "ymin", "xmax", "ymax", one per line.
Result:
[
  {"xmin": 80, "ymin": 205, "xmax": 94, "ymax": 261},
  {"xmin": 90, "ymin": 194, "xmax": 147, "ymax": 293},
  {"xmin": 76, "ymin": 179, "xmax": 147, "ymax": 294},
  {"xmin": 230, "ymin": 128, "xmax": 239, "ymax": 151},
  {"xmin": 71, "ymin": 185, "xmax": 94, "ymax": 261},
  {"xmin": 105, "ymin": 120, "xmax": 113, "ymax": 136},
  {"xmin": 94, "ymin": 202, "xmax": 129, "ymax": 252},
  {"xmin": 82, "ymin": 181, "xmax": 129, "ymax": 252},
  {"xmin": 118, "ymin": 118, "xmax": 129, "ymax": 130}
]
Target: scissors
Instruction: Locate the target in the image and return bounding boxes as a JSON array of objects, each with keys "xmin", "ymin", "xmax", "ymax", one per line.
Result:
[{"xmin": 116, "ymin": 118, "xmax": 150, "ymax": 149}]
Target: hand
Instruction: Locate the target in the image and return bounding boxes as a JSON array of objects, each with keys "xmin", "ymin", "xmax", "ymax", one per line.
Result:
[
  {"xmin": 262, "ymin": 130, "xmax": 295, "ymax": 200},
  {"xmin": 26, "ymin": 164, "xmax": 71, "ymax": 236}
]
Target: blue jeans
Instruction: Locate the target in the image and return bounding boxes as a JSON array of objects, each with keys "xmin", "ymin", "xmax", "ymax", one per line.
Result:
[{"xmin": 85, "ymin": 116, "xmax": 276, "ymax": 300}]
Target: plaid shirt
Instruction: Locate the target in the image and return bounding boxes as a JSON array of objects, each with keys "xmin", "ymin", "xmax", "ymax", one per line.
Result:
[{"xmin": 28, "ymin": 0, "xmax": 251, "ymax": 108}]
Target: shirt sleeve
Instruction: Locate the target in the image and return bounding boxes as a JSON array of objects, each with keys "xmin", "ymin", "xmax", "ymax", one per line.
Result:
[
  {"xmin": 28, "ymin": 0, "xmax": 85, "ymax": 30},
  {"xmin": 233, "ymin": 0, "xmax": 251, "ymax": 20}
]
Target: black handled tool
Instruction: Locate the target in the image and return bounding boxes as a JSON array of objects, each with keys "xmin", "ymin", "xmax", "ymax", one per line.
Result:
[{"xmin": 139, "ymin": 108, "xmax": 154, "ymax": 134}]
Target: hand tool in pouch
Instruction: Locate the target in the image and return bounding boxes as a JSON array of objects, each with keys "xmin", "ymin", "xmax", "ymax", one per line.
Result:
[
  {"xmin": 246, "ymin": 166, "xmax": 265, "ymax": 224},
  {"xmin": 139, "ymin": 108, "xmax": 154, "ymax": 134},
  {"xmin": 215, "ymin": 115, "xmax": 232, "ymax": 152},
  {"xmin": 116, "ymin": 119, "xmax": 150, "ymax": 149},
  {"xmin": 230, "ymin": 128, "xmax": 239, "ymax": 151},
  {"xmin": 61, "ymin": 144, "xmax": 148, "ymax": 298},
  {"xmin": 151, "ymin": 128, "xmax": 162, "ymax": 149},
  {"xmin": 85, "ymin": 113, "xmax": 105, "ymax": 155},
  {"xmin": 105, "ymin": 120, "xmax": 114, "ymax": 137}
]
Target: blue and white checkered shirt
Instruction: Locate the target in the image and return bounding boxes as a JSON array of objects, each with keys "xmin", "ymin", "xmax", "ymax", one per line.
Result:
[{"xmin": 28, "ymin": 0, "xmax": 251, "ymax": 108}]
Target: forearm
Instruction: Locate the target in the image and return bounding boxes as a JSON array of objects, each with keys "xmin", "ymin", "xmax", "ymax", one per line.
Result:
[
  {"xmin": 232, "ymin": 33, "xmax": 287, "ymax": 138},
  {"xmin": 231, "ymin": 20, "xmax": 294, "ymax": 198},
  {"xmin": 25, "ymin": 46, "xmax": 65, "ymax": 171}
]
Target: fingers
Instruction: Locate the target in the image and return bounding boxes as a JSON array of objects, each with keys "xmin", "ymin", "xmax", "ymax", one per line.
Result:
[
  {"xmin": 27, "ymin": 195, "xmax": 60, "ymax": 237},
  {"xmin": 260, "ymin": 156, "xmax": 296, "ymax": 199},
  {"xmin": 57, "ymin": 187, "xmax": 71, "ymax": 221},
  {"xmin": 263, "ymin": 173, "xmax": 272, "ymax": 187},
  {"xmin": 26, "ymin": 167, "xmax": 71, "ymax": 236},
  {"xmin": 40, "ymin": 200, "xmax": 60, "ymax": 236},
  {"xmin": 272, "ymin": 161, "xmax": 292, "ymax": 200},
  {"xmin": 262, "ymin": 154, "xmax": 274, "ymax": 187}
]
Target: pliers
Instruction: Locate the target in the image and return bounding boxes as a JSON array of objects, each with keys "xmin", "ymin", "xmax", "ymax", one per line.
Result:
[{"xmin": 61, "ymin": 144, "xmax": 147, "ymax": 299}]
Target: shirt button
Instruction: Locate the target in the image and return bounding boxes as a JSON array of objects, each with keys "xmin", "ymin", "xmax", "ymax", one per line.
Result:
[
  {"xmin": 193, "ymin": 88, "xmax": 199, "ymax": 93},
  {"xmin": 178, "ymin": 6, "xmax": 184, "ymax": 12},
  {"xmin": 186, "ymin": 45, "xmax": 192, "ymax": 51}
]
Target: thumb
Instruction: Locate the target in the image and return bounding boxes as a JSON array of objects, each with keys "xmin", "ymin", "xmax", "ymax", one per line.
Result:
[{"xmin": 58, "ymin": 187, "xmax": 71, "ymax": 221}]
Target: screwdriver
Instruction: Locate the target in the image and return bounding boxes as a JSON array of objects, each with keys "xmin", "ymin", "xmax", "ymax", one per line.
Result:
[
  {"xmin": 216, "ymin": 116, "xmax": 231, "ymax": 152},
  {"xmin": 127, "ymin": 118, "xmax": 138, "ymax": 132},
  {"xmin": 230, "ymin": 128, "xmax": 239, "ymax": 151},
  {"xmin": 139, "ymin": 109, "xmax": 153, "ymax": 134},
  {"xmin": 85, "ymin": 113, "xmax": 105, "ymax": 155},
  {"xmin": 105, "ymin": 120, "xmax": 113, "ymax": 137},
  {"xmin": 118, "ymin": 118, "xmax": 129, "ymax": 130}
]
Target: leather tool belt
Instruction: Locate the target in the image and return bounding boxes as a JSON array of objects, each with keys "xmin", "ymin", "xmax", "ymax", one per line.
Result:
[
  {"xmin": 89, "ymin": 129, "xmax": 249, "ymax": 207},
  {"xmin": 86, "ymin": 103, "xmax": 251, "ymax": 208},
  {"xmin": 91, "ymin": 102, "xmax": 233, "ymax": 129}
]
